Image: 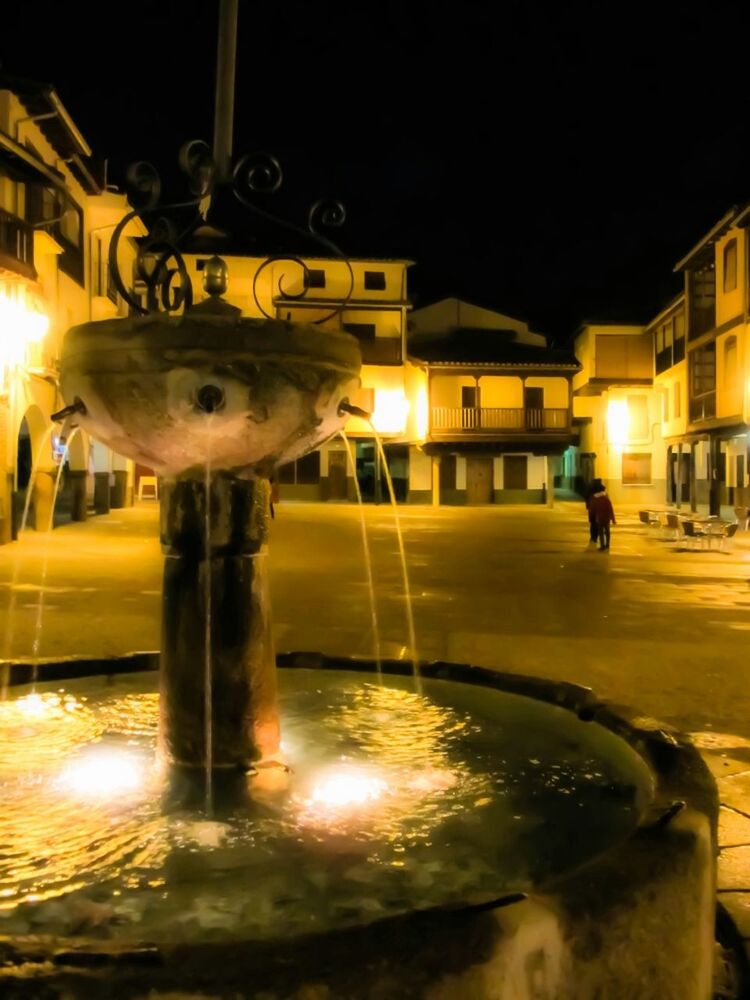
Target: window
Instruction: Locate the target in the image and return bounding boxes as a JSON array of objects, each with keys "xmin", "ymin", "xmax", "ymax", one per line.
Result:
[
  {"xmin": 691, "ymin": 342, "xmax": 716, "ymax": 396},
  {"xmin": 674, "ymin": 382, "xmax": 681, "ymax": 419},
  {"xmin": 622, "ymin": 453, "xmax": 652, "ymax": 485},
  {"xmin": 343, "ymin": 322, "xmax": 400, "ymax": 364},
  {"xmin": 461, "ymin": 386, "xmax": 478, "ymax": 408},
  {"xmin": 343, "ymin": 322, "xmax": 376, "ymax": 340},
  {"xmin": 278, "ymin": 451, "xmax": 321, "ymax": 485},
  {"xmin": 689, "ymin": 342, "xmax": 716, "ymax": 421},
  {"xmin": 27, "ymin": 182, "xmax": 84, "ymax": 285},
  {"xmin": 724, "ymin": 335, "xmax": 738, "ymax": 389},
  {"xmin": 662, "ymin": 389, "xmax": 669, "ymax": 422},
  {"xmin": 296, "ymin": 451, "xmax": 321, "ymax": 484},
  {"xmin": 93, "ymin": 235, "xmax": 117, "ymax": 303},
  {"xmin": 673, "ymin": 312, "xmax": 686, "ymax": 363},
  {"xmin": 687, "ymin": 267, "xmax": 716, "ymax": 340},
  {"xmin": 305, "ymin": 269, "xmax": 326, "ymax": 288},
  {"xmin": 627, "ymin": 395, "xmax": 649, "ymax": 439},
  {"xmin": 724, "ymin": 239, "xmax": 738, "ymax": 293},
  {"xmin": 364, "ymin": 270, "xmax": 386, "ymax": 291}
]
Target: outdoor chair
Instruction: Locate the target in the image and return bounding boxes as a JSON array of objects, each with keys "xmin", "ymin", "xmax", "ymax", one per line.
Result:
[
  {"xmin": 664, "ymin": 513, "xmax": 682, "ymax": 540},
  {"xmin": 681, "ymin": 520, "xmax": 707, "ymax": 550},
  {"xmin": 638, "ymin": 510, "xmax": 660, "ymax": 528},
  {"xmin": 734, "ymin": 506, "xmax": 749, "ymax": 530},
  {"xmin": 716, "ymin": 521, "xmax": 739, "ymax": 552}
]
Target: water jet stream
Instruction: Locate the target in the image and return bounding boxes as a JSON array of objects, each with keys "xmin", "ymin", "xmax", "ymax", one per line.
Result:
[
  {"xmin": 30, "ymin": 428, "xmax": 81, "ymax": 688},
  {"xmin": 339, "ymin": 432, "xmax": 381, "ymax": 680},
  {"xmin": 204, "ymin": 417, "xmax": 214, "ymax": 813},
  {"xmin": 370, "ymin": 427, "xmax": 421, "ymax": 693}
]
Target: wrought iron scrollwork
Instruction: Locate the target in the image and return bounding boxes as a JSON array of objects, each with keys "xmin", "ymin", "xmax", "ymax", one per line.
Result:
[{"xmin": 108, "ymin": 141, "xmax": 353, "ymax": 323}]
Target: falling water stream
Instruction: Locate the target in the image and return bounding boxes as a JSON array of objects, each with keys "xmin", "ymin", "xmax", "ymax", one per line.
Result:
[
  {"xmin": 370, "ymin": 427, "xmax": 421, "ymax": 693},
  {"xmin": 30, "ymin": 428, "xmax": 80, "ymax": 687},
  {"xmin": 20, "ymin": 424, "xmax": 55, "ymax": 535},
  {"xmin": 339, "ymin": 432, "xmax": 381, "ymax": 678},
  {"xmin": 204, "ymin": 416, "xmax": 214, "ymax": 813},
  {"xmin": 2, "ymin": 424, "xmax": 73, "ymax": 698}
]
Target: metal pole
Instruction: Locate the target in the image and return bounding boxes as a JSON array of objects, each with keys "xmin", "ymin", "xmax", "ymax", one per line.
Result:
[{"xmin": 213, "ymin": 0, "xmax": 239, "ymax": 182}]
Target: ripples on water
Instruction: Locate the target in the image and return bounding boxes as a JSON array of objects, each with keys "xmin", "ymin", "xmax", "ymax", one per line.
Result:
[{"xmin": 0, "ymin": 671, "xmax": 646, "ymax": 944}]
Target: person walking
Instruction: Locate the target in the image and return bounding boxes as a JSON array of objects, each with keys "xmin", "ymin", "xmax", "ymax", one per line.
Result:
[
  {"xmin": 590, "ymin": 484, "xmax": 616, "ymax": 551},
  {"xmin": 584, "ymin": 478, "xmax": 604, "ymax": 543}
]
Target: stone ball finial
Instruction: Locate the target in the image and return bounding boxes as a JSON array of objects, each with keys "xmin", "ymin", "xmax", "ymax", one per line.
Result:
[{"xmin": 203, "ymin": 256, "xmax": 229, "ymax": 297}]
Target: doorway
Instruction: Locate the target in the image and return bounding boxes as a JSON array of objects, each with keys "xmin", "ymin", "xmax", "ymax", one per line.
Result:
[
  {"xmin": 354, "ymin": 442, "xmax": 408, "ymax": 503},
  {"xmin": 466, "ymin": 455, "xmax": 493, "ymax": 504},
  {"xmin": 524, "ymin": 386, "xmax": 544, "ymax": 430},
  {"xmin": 669, "ymin": 451, "xmax": 690, "ymax": 504},
  {"xmin": 503, "ymin": 454, "xmax": 528, "ymax": 491}
]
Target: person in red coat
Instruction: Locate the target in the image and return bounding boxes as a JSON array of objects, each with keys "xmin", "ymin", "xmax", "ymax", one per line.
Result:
[{"xmin": 590, "ymin": 486, "xmax": 616, "ymax": 551}]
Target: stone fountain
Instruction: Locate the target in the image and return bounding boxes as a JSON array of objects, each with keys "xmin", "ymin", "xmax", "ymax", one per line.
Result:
[
  {"xmin": 0, "ymin": 254, "xmax": 720, "ymax": 998},
  {"xmin": 0, "ymin": 4, "xmax": 723, "ymax": 996},
  {"xmin": 60, "ymin": 258, "xmax": 361, "ymax": 776}
]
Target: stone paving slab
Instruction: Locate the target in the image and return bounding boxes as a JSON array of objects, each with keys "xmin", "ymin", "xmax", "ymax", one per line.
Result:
[{"xmin": 717, "ymin": 772, "xmax": 750, "ymax": 815}]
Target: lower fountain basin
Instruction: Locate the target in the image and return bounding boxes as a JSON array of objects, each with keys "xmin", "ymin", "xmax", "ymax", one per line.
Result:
[{"xmin": 0, "ymin": 655, "xmax": 717, "ymax": 999}]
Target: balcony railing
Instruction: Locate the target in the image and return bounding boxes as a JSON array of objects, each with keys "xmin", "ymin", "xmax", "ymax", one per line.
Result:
[
  {"xmin": 0, "ymin": 209, "xmax": 34, "ymax": 274},
  {"xmin": 431, "ymin": 406, "xmax": 569, "ymax": 433}
]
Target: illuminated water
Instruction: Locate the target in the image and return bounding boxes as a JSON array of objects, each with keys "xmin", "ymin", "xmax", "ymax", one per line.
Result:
[{"xmin": 0, "ymin": 669, "xmax": 651, "ymax": 945}]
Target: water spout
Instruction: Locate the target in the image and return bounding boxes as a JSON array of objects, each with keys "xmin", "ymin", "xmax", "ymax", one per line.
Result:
[
  {"xmin": 196, "ymin": 385, "xmax": 225, "ymax": 414},
  {"xmin": 51, "ymin": 398, "xmax": 87, "ymax": 423},
  {"xmin": 338, "ymin": 400, "xmax": 370, "ymax": 420}
]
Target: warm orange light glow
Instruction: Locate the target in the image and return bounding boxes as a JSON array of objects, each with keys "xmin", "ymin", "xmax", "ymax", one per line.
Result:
[
  {"xmin": 372, "ymin": 389, "xmax": 410, "ymax": 434},
  {"xmin": 0, "ymin": 286, "xmax": 49, "ymax": 352},
  {"xmin": 606, "ymin": 400, "xmax": 629, "ymax": 445},
  {"xmin": 309, "ymin": 768, "xmax": 386, "ymax": 809},
  {"xmin": 415, "ymin": 385, "xmax": 429, "ymax": 440},
  {"xmin": 58, "ymin": 749, "xmax": 143, "ymax": 799}
]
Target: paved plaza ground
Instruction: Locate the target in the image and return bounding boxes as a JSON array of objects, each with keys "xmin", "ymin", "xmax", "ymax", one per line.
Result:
[
  {"xmin": 5, "ymin": 498, "xmax": 750, "ymax": 738},
  {"xmin": 4, "ymin": 498, "xmax": 750, "ymax": 960}
]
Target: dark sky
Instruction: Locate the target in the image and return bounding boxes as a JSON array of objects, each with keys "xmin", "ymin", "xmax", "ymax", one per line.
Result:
[{"xmin": 3, "ymin": 0, "xmax": 750, "ymax": 341}]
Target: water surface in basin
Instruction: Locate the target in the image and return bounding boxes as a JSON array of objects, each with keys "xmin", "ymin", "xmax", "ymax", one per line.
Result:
[{"xmin": 0, "ymin": 669, "xmax": 651, "ymax": 944}]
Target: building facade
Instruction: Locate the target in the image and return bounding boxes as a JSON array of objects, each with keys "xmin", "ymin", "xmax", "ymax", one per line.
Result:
[
  {"xmin": 0, "ymin": 76, "xmax": 141, "ymax": 543},
  {"xmin": 570, "ymin": 323, "xmax": 667, "ymax": 505},
  {"xmin": 668, "ymin": 205, "xmax": 750, "ymax": 515},
  {"xmin": 179, "ymin": 252, "xmax": 419, "ymax": 503},
  {"xmin": 407, "ymin": 299, "xmax": 579, "ymax": 504}
]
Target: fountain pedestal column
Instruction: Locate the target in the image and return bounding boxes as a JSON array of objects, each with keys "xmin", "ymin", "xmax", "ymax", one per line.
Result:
[{"xmin": 159, "ymin": 474, "xmax": 280, "ymax": 770}]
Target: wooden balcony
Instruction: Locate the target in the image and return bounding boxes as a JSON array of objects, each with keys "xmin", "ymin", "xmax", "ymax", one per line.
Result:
[
  {"xmin": 0, "ymin": 209, "xmax": 35, "ymax": 280},
  {"xmin": 431, "ymin": 406, "xmax": 570, "ymax": 434}
]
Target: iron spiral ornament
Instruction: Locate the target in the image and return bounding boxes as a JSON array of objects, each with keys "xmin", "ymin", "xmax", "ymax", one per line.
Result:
[{"xmin": 108, "ymin": 142, "xmax": 353, "ymax": 322}]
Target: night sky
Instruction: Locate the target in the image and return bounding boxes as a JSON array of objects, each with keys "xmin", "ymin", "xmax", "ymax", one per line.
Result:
[{"xmin": 3, "ymin": 0, "xmax": 749, "ymax": 342}]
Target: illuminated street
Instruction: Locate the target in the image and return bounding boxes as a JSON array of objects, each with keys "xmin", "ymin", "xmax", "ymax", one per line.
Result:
[{"xmin": 4, "ymin": 499, "xmax": 750, "ymax": 742}]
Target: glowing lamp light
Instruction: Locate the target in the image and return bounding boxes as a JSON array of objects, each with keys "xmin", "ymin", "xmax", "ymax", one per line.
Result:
[
  {"xmin": 15, "ymin": 692, "xmax": 49, "ymax": 719},
  {"xmin": 309, "ymin": 769, "xmax": 386, "ymax": 810},
  {"xmin": 606, "ymin": 400, "xmax": 629, "ymax": 446},
  {"xmin": 0, "ymin": 287, "xmax": 49, "ymax": 373},
  {"xmin": 415, "ymin": 386, "xmax": 429, "ymax": 441},
  {"xmin": 371, "ymin": 390, "xmax": 410, "ymax": 434},
  {"xmin": 58, "ymin": 750, "xmax": 142, "ymax": 799}
]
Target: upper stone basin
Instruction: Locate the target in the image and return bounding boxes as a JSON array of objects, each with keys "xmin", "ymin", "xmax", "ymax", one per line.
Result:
[{"xmin": 59, "ymin": 298, "xmax": 362, "ymax": 477}]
